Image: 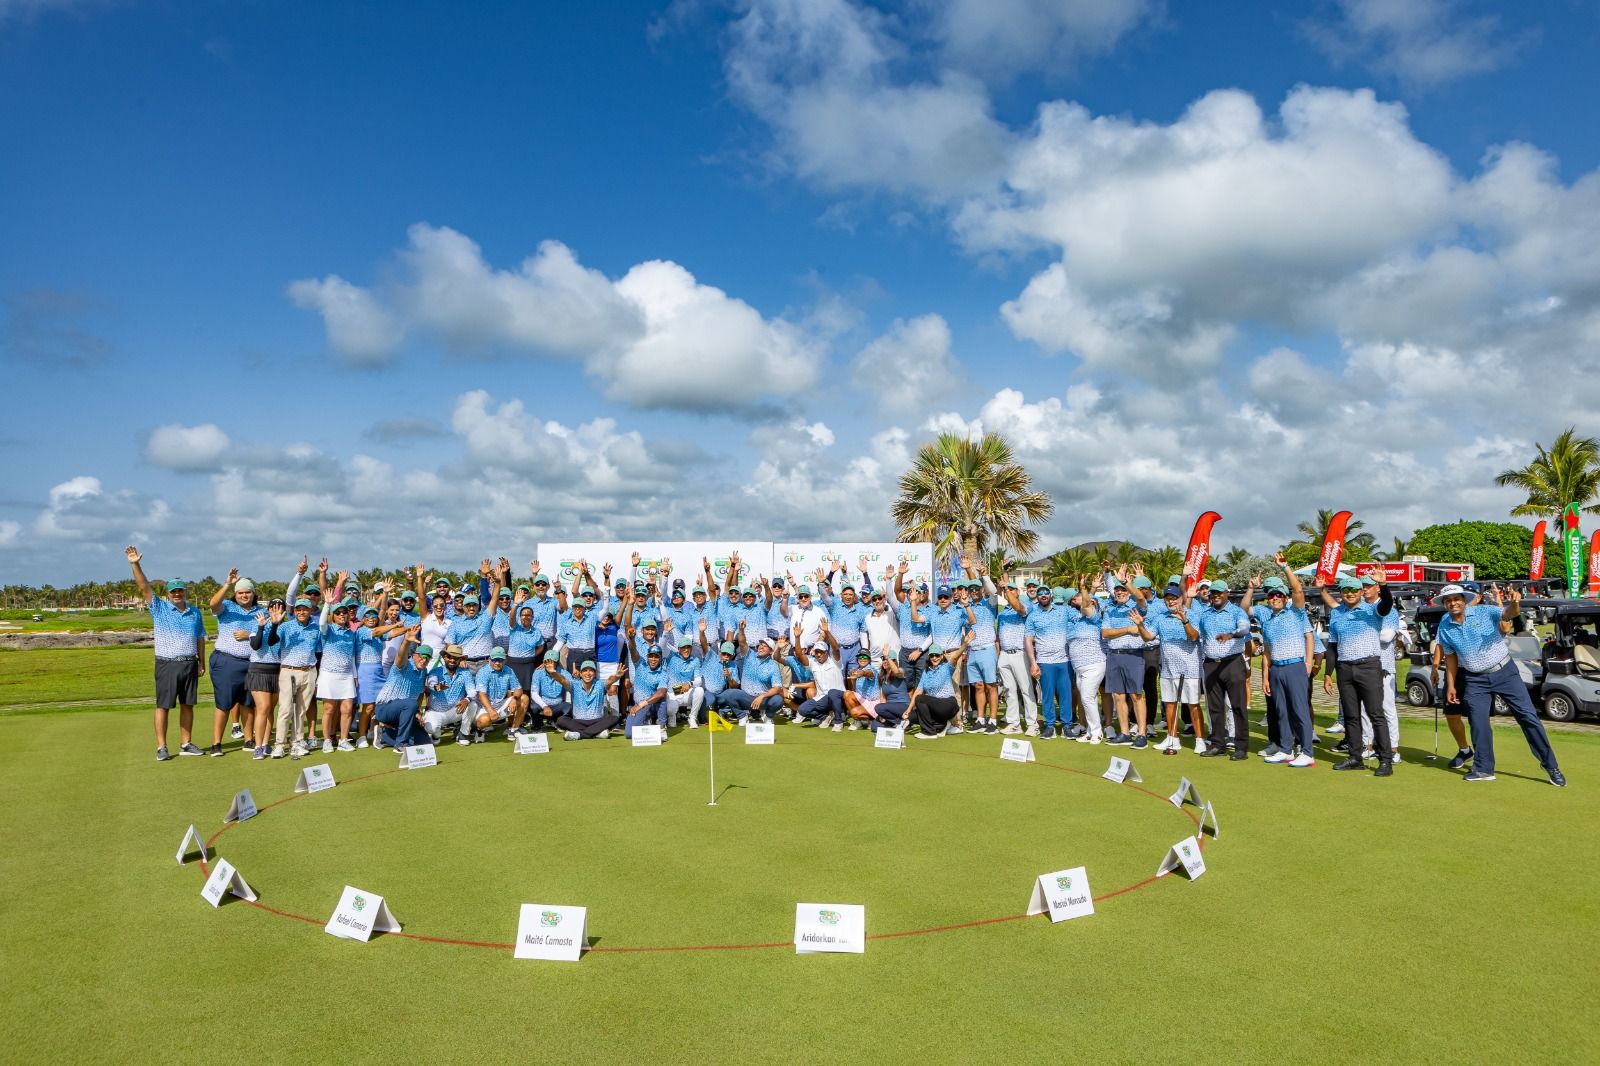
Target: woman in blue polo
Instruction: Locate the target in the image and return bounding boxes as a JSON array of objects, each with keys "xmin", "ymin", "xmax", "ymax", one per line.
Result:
[{"xmin": 909, "ymin": 644, "xmax": 967, "ymax": 738}]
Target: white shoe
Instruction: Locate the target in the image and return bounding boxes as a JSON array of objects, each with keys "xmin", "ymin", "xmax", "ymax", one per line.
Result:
[
  {"xmin": 321, "ymin": 739, "xmax": 334, "ymax": 754},
  {"xmin": 1074, "ymin": 731, "xmax": 1091, "ymax": 743},
  {"xmin": 1361, "ymin": 747, "xmax": 1376, "ymax": 760},
  {"xmin": 1327, "ymin": 721, "xmax": 1345, "ymax": 735},
  {"xmin": 1264, "ymin": 751, "xmax": 1292, "ymax": 764},
  {"xmin": 1193, "ymin": 738, "xmax": 1207, "ymax": 754},
  {"xmin": 289, "ymin": 743, "xmax": 308, "ymax": 759},
  {"xmin": 832, "ymin": 722, "xmax": 843, "ymax": 732},
  {"xmin": 1025, "ymin": 725, "xmax": 1040, "ymax": 737},
  {"xmin": 688, "ymin": 721, "xmax": 698, "ymax": 729},
  {"xmin": 945, "ymin": 723, "xmax": 963, "ymax": 735},
  {"xmin": 1000, "ymin": 724, "xmax": 1021, "ymax": 735},
  {"xmin": 598, "ymin": 730, "xmax": 610, "ymax": 739},
  {"xmin": 1088, "ymin": 732, "xmax": 1103, "ymax": 745},
  {"xmin": 337, "ymin": 739, "xmax": 355, "ymax": 752},
  {"xmin": 1289, "ymin": 752, "xmax": 1316, "ymax": 767},
  {"xmin": 356, "ymin": 736, "xmax": 369, "ymax": 749},
  {"xmin": 564, "ymin": 730, "xmax": 580, "ymax": 741}
]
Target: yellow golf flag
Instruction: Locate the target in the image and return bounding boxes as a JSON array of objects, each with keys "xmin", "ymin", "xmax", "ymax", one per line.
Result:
[{"xmin": 706, "ymin": 709, "xmax": 735, "ymax": 732}]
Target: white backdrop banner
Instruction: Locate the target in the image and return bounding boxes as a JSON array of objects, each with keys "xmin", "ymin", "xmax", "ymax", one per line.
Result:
[
  {"xmin": 771, "ymin": 542, "xmax": 935, "ymax": 590},
  {"xmin": 535, "ymin": 542, "xmax": 774, "ymax": 591}
]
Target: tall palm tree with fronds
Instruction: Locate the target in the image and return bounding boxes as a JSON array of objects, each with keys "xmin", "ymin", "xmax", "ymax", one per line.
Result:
[
  {"xmin": 892, "ymin": 432, "xmax": 1053, "ymax": 568},
  {"xmin": 1494, "ymin": 427, "xmax": 1600, "ymax": 527},
  {"xmin": 1043, "ymin": 547, "xmax": 1097, "ymax": 589},
  {"xmin": 1379, "ymin": 536, "xmax": 1411, "ymax": 562},
  {"xmin": 1143, "ymin": 545, "xmax": 1184, "ymax": 582},
  {"xmin": 1294, "ymin": 508, "xmax": 1377, "ymax": 551}
]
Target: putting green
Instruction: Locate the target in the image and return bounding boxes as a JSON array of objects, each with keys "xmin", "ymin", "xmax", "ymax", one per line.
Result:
[{"xmin": 204, "ymin": 735, "xmax": 1202, "ymax": 951}]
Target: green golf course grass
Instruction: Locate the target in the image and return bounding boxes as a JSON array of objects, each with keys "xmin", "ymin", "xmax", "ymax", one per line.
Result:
[{"xmin": 2, "ymin": 668, "xmax": 1597, "ymax": 1065}]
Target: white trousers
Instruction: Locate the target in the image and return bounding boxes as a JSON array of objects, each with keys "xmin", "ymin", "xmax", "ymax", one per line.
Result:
[
  {"xmin": 665, "ymin": 686, "xmax": 703, "ymax": 725},
  {"xmin": 1363, "ymin": 667, "xmax": 1402, "ymax": 753},
  {"xmin": 997, "ymin": 649, "xmax": 1036, "ymax": 728},
  {"xmin": 1074, "ymin": 661, "xmax": 1105, "ymax": 734}
]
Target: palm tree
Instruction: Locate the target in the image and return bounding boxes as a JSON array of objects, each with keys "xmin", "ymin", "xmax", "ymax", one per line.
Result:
[
  {"xmin": 1494, "ymin": 427, "xmax": 1600, "ymax": 526},
  {"xmin": 1215, "ymin": 546, "xmax": 1252, "ymax": 583},
  {"xmin": 1043, "ymin": 547, "xmax": 1097, "ymax": 589},
  {"xmin": 1379, "ymin": 535, "xmax": 1411, "ymax": 562},
  {"xmin": 1292, "ymin": 508, "xmax": 1375, "ymax": 552},
  {"xmin": 892, "ymin": 432, "xmax": 1054, "ymax": 568},
  {"xmin": 1143, "ymin": 545, "xmax": 1184, "ymax": 583}
]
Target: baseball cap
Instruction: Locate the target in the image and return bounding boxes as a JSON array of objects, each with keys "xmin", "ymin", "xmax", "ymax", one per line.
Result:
[
  {"xmin": 1132, "ymin": 576, "xmax": 1153, "ymax": 590},
  {"xmin": 856, "ymin": 649, "xmax": 871, "ymax": 660},
  {"xmin": 362, "ymin": 606, "xmax": 379, "ymax": 618},
  {"xmin": 647, "ymin": 644, "xmax": 663, "ymax": 656},
  {"xmin": 579, "ymin": 659, "xmax": 597, "ymax": 671},
  {"xmin": 719, "ymin": 641, "xmax": 737, "ymax": 655},
  {"xmin": 1439, "ymin": 583, "xmax": 1466, "ymax": 599},
  {"xmin": 640, "ymin": 617, "xmax": 658, "ymax": 629},
  {"xmin": 1166, "ymin": 574, "xmax": 1184, "ymax": 587},
  {"xmin": 928, "ymin": 644, "xmax": 945, "ymax": 655},
  {"xmin": 292, "ymin": 597, "xmax": 311, "ymax": 608},
  {"xmin": 772, "ymin": 577, "xmax": 786, "ymax": 587},
  {"xmin": 1359, "ymin": 575, "xmax": 1377, "ymax": 587},
  {"xmin": 936, "ymin": 585, "xmax": 951, "ymax": 597},
  {"xmin": 1056, "ymin": 586, "xmax": 1075, "ymax": 600},
  {"xmin": 234, "ymin": 578, "xmax": 255, "ymax": 592},
  {"xmin": 811, "ymin": 641, "xmax": 829, "ymax": 653},
  {"xmin": 533, "ymin": 575, "xmax": 549, "ymax": 585},
  {"xmin": 1462, "ymin": 580, "xmax": 1481, "ymax": 593},
  {"xmin": 615, "ymin": 579, "xmax": 628, "ymax": 589},
  {"xmin": 462, "ymin": 595, "xmax": 480, "ymax": 606},
  {"xmin": 414, "ymin": 644, "xmax": 433, "ymax": 659},
  {"xmin": 676, "ymin": 634, "xmax": 692, "ymax": 647},
  {"xmin": 489, "ymin": 648, "xmax": 506, "ymax": 660},
  {"xmin": 1209, "ymin": 579, "xmax": 1230, "ymax": 593},
  {"xmin": 1336, "ymin": 576, "xmax": 1362, "ymax": 591},
  {"xmin": 1163, "ymin": 583, "xmax": 1183, "ymax": 598},
  {"xmin": 692, "ymin": 585, "xmax": 707, "ymax": 596},
  {"xmin": 1024, "ymin": 578, "xmax": 1039, "ymax": 587},
  {"xmin": 167, "ymin": 578, "xmax": 187, "ymax": 590},
  {"xmin": 542, "ymin": 650, "xmax": 559, "ymax": 662},
  {"xmin": 338, "ymin": 598, "xmax": 359, "ymax": 610},
  {"xmin": 755, "ymin": 637, "xmax": 773, "ymax": 649},
  {"xmin": 797, "ymin": 585, "xmax": 812, "ymax": 596},
  {"xmin": 400, "ymin": 591, "xmax": 417, "ymax": 601}
]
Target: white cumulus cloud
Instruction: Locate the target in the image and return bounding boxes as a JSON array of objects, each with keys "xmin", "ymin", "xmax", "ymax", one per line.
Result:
[{"xmin": 144, "ymin": 423, "xmax": 233, "ymax": 472}]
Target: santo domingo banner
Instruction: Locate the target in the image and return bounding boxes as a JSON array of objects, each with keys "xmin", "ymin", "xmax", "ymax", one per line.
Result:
[
  {"xmin": 1529, "ymin": 520, "xmax": 1547, "ymax": 581},
  {"xmin": 1183, "ymin": 512, "xmax": 1222, "ymax": 585},
  {"xmin": 535, "ymin": 542, "xmax": 775, "ymax": 591},
  {"xmin": 1315, "ymin": 510, "xmax": 1354, "ymax": 586},
  {"xmin": 1589, "ymin": 530, "xmax": 1600, "ymax": 597},
  {"xmin": 771, "ymin": 542, "xmax": 934, "ymax": 590}
]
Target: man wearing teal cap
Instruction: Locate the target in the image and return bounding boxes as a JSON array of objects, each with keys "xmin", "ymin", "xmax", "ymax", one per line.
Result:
[
  {"xmin": 1317, "ymin": 569, "xmax": 1396, "ymax": 775},
  {"xmin": 1194, "ymin": 579, "xmax": 1251, "ymax": 760},
  {"xmin": 370, "ymin": 626, "xmax": 433, "ymax": 748},
  {"xmin": 124, "ymin": 545, "xmax": 207, "ymax": 761}
]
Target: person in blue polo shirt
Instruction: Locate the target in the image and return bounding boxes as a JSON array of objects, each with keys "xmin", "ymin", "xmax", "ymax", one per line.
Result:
[
  {"xmin": 909, "ymin": 644, "xmax": 968, "ymax": 738},
  {"xmin": 1100, "ymin": 573, "xmax": 1149, "ymax": 747},
  {"xmin": 206, "ymin": 567, "xmax": 260, "ymax": 754},
  {"xmin": 370, "ymin": 627, "xmax": 433, "ymax": 749},
  {"xmin": 1317, "ymin": 571, "xmax": 1395, "ymax": 775},
  {"xmin": 445, "ymin": 558, "xmax": 505, "ymax": 672},
  {"xmin": 555, "ymin": 661, "xmax": 624, "ymax": 739},
  {"xmin": 1437, "ymin": 584, "xmax": 1564, "ymax": 786},
  {"xmin": 624, "ymin": 644, "xmax": 671, "ymax": 739},
  {"xmin": 1024, "ymin": 586, "xmax": 1072, "ymax": 739},
  {"xmin": 1142, "ymin": 583, "xmax": 1205, "ymax": 754},
  {"xmin": 1243, "ymin": 561, "xmax": 1316, "ymax": 766},
  {"xmin": 125, "ymin": 546, "xmax": 207, "ymax": 761},
  {"xmin": 524, "ymin": 651, "xmax": 573, "ymax": 733},
  {"xmin": 1195, "ymin": 579, "xmax": 1251, "ymax": 761},
  {"xmin": 472, "ymin": 649, "xmax": 525, "ymax": 740}
]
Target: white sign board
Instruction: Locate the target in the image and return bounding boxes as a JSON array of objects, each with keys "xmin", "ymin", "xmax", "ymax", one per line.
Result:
[
  {"xmin": 200, "ymin": 858, "xmax": 257, "ymax": 908},
  {"xmin": 875, "ymin": 726, "xmax": 905, "ymax": 749},
  {"xmin": 325, "ymin": 885, "xmax": 403, "ymax": 942},
  {"xmin": 1167, "ymin": 776, "xmax": 1204, "ymax": 808},
  {"xmin": 1025, "ymin": 865, "xmax": 1095, "ymax": 924},
  {"xmin": 746, "ymin": 721, "xmax": 775, "ymax": 745},
  {"xmin": 513, "ymin": 903, "xmax": 587, "ymax": 961},
  {"xmin": 631, "ymin": 724, "xmax": 663, "ymax": 747},
  {"xmin": 399, "ymin": 744, "xmax": 437, "ymax": 769},
  {"xmin": 515, "ymin": 732, "xmax": 551, "ymax": 755},
  {"xmin": 176, "ymin": 823, "xmax": 207, "ymax": 865},
  {"xmin": 293, "ymin": 763, "xmax": 337, "ymax": 794},
  {"xmin": 1000, "ymin": 738, "xmax": 1036, "ymax": 763},
  {"xmin": 794, "ymin": 902, "xmax": 866, "ymax": 954},
  {"xmin": 1156, "ymin": 836, "xmax": 1207, "ymax": 881},
  {"xmin": 536, "ymin": 541, "xmax": 775, "ymax": 591},
  {"xmin": 223, "ymin": 788, "xmax": 257, "ymax": 824},
  {"xmin": 1102, "ymin": 756, "xmax": 1142, "ymax": 783},
  {"xmin": 772, "ymin": 542, "xmax": 935, "ymax": 591},
  {"xmin": 1200, "ymin": 800, "xmax": 1219, "ymax": 838}
]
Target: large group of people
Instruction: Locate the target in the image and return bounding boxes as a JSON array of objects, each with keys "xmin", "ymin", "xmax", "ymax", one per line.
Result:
[{"xmin": 122, "ymin": 542, "xmax": 1565, "ymax": 787}]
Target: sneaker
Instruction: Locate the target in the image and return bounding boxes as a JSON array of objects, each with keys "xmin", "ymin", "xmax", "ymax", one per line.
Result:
[
  {"xmin": 832, "ymin": 722, "xmax": 843, "ymax": 732},
  {"xmin": 598, "ymin": 729, "xmax": 610, "ymax": 739},
  {"xmin": 1132, "ymin": 734, "xmax": 1148, "ymax": 749},
  {"xmin": 1024, "ymin": 725, "xmax": 1040, "ymax": 738},
  {"xmin": 1332, "ymin": 757, "xmax": 1364, "ymax": 771},
  {"xmin": 1548, "ymin": 767, "xmax": 1567, "ymax": 788},
  {"xmin": 155, "ymin": 746, "xmax": 171, "ymax": 762},
  {"xmin": 338, "ymin": 739, "xmax": 356, "ymax": 752},
  {"xmin": 1463, "ymin": 770, "xmax": 1495, "ymax": 782},
  {"xmin": 356, "ymin": 737, "xmax": 369, "ymax": 749},
  {"xmin": 914, "ymin": 730, "xmax": 941, "ymax": 740},
  {"xmin": 1259, "ymin": 744, "xmax": 1283, "ymax": 759},
  {"xmin": 208, "ymin": 744, "xmax": 224, "ymax": 758},
  {"xmin": 271, "ymin": 746, "xmax": 286, "ymax": 759},
  {"xmin": 230, "ymin": 724, "xmax": 244, "ymax": 740},
  {"xmin": 179, "ymin": 743, "xmax": 203, "ymax": 757},
  {"xmin": 1374, "ymin": 762, "xmax": 1393, "ymax": 777},
  {"xmin": 1088, "ymin": 732, "xmax": 1103, "ymax": 745},
  {"xmin": 985, "ymin": 720, "xmax": 998, "ymax": 735},
  {"xmin": 474, "ymin": 732, "xmax": 487, "ymax": 743},
  {"xmin": 1074, "ymin": 730, "xmax": 1091, "ymax": 744},
  {"xmin": 1193, "ymin": 738, "xmax": 1207, "ymax": 755},
  {"xmin": 1288, "ymin": 752, "xmax": 1316, "ymax": 768},
  {"xmin": 1108, "ymin": 732, "xmax": 1131, "ymax": 746},
  {"xmin": 289, "ymin": 747, "xmax": 302, "ymax": 761},
  {"xmin": 321, "ymin": 739, "xmax": 335, "ymax": 754},
  {"xmin": 1198, "ymin": 746, "xmax": 1227, "ymax": 758},
  {"xmin": 1228, "ymin": 751, "xmax": 1247, "ymax": 761},
  {"xmin": 1327, "ymin": 721, "xmax": 1345, "ymax": 735},
  {"xmin": 1332, "ymin": 740, "xmax": 1350, "ymax": 754},
  {"xmin": 1361, "ymin": 747, "xmax": 1376, "ymax": 761},
  {"xmin": 687, "ymin": 720, "xmax": 699, "ymax": 729},
  {"xmin": 945, "ymin": 723, "xmax": 963, "ymax": 735},
  {"xmin": 1263, "ymin": 750, "xmax": 1292, "ymax": 764},
  {"xmin": 1067, "ymin": 723, "xmax": 1087, "ymax": 739},
  {"xmin": 801, "ymin": 718, "xmax": 820, "ymax": 727},
  {"xmin": 847, "ymin": 721, "xmax": 861, "ymax": 731},
  {"xmin": 564, "ymin": 731, "xmax": 581, "ymax": 741},
  {"xmin": 252, "ymin": 745, "xmax": 267, "ymax": 761},
  {"xmin": 1001, "ymin": 724, "xmax": 1022, "ymax": 735},
  {"xmin": 1448, "ymin": 748, "xmax": 1473, "ymax": 770},
  {"xmin": 1257, "ymin": 716, "xmax": 1268, "ymax": 728}
]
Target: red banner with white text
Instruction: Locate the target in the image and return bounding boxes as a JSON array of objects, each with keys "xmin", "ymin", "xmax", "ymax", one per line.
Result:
[
  {"xmin": 1182, "ymin": 512, "xmax": 1221, "ymax": 589},
  {"xmin": 1315, "ymin": 510, "xmax": 1354, "ymax": 586},
  {"xmin": 1530, "ymin": 520, "xmax": 1547, "ymax": 580}
]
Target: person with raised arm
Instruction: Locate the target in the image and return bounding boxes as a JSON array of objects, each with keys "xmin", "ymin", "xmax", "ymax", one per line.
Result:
[
  {"xmin": 370, "ymin": 626, "xmax": 433, "ymax": 750},
  {"xmin": 909, "ymin": 642, "xmax": 970, "ymax": 739},
  {"xmin": 1242, "ymin": 554, "xmax": 1316, "ymax": 766},
  {"xmin": 125, "ymin": 545, "xmax": 206, "ymax": 761},
  {"xmin": 1141, "ymin": 581, "xmax": 1205, "ymax": 754},
  {"xmin": 206, "ymin": 566, "xmax": 259, "ymax": 753},
  {"xmin": 1317, "ymin": 569, "xmax": 1394, "ymax": 776}
]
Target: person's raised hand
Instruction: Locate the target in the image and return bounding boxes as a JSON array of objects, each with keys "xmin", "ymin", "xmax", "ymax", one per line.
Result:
[
  {"xmin": 1249, "ymin": 575, "xmax": 1262, "ymax": 589},
  {"xmin": 1274, "ymin": 552, "xmax": 1288, "ymax": 568},
  {"xmin": 631, "ymin": 551, "xmax": 640, "ymax": 566},
  {"xmin": 298, "ymin": 555, "xmax": 310, "ymax": 575},
  {"xmin": 124, "ymin": 545, "xmax": 142, "ymax": 564},
  {"xmin": 226, "ymin": 567, "xmax": 239, "ymax": 584}
]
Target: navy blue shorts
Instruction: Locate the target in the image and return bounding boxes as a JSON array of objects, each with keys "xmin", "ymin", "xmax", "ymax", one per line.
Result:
[
  {"xmin": 1104, "ymin": 651, "xmax": 1144, "ymax": 694},
  {"xmin": 209, "ymin": 651, "xmax": 251, "ymax": 710}
]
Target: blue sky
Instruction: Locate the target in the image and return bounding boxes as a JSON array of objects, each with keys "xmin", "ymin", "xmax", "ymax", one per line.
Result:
[{"xmin": 2, "ymin": 0, "xmax": 1597, "ymax": 583}]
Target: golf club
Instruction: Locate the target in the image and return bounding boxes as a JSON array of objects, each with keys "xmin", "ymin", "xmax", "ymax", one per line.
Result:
[{"xmin": 1427, "ymin": 703, "xmax": 1438, "ymax": 760}]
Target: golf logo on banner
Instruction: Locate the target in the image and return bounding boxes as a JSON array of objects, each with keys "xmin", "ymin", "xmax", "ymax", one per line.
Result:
[
  {"xmin": 1200, "ymin": 800, "xmax": 1220, "ymax": 838},
  {"xmin": 631, "ymin": 724, "xmax": 663, "ymax": 747},
  {"xmin": 293, "ymin": 763, "xmax": 337, "ymax": 794},
  {"xmin": 1156, "ymin": 836, "xmax": 1207, "ymax": 881},
  {"xmin": 398, "ymin": 744, "xmax": 437, "ymax": 769},
  {"xmin": 513, "ymin": 904, "xmax": 587, "ymax": 961},
  {"xmin": 746, "ymin": 721, "xmax": 775, "ymax": 745},
  {"xmin": 1026, "ymin": 866, "xmax": 1095, "ymax": 924},
  {"xmin": 223, "ymin": 788, "xmax": 257, "ymax": 823},
  {"xmin": 514, "ymin": 733, "xmax": 550, "ymax": 755},
  {"xmin": 1168, "ymin": 777, "xmax": 1204, "ymax": 809},
  {"xmin": 1103, "ymin": 756, "xmax": 1142, "ymax": 784},
  {"xmin": 176, "ymin": 824, "xmax": 207, "ymax": 865},
  {"xmin": 1000, "ymin": 738, "xmax": 1036, "ymax": 763},
  {"xmin": 794, "ymin": 903, "xmax": 865, "ymax": 954},
  {"xmin": 875, "ymin": 726, "xmax": 904, "ymax": 749},
  {"xmin": 200, "ymin": 858, "xmax": 257, "ymax": 908},
  {"xmin": 325, "ymin": 885, "xmax": 402, "ymax": 942}
]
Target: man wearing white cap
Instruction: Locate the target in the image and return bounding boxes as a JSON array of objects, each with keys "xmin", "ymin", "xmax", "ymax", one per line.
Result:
[
  {"xmin": 795, "ymin": 632, "xmax": 847, "ymax": 729},
  {"xmin": 207, "ymin": 567, "xmax": 260, "ymax": 755}
]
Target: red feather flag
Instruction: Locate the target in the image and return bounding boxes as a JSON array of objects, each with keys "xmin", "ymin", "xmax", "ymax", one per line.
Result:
[
  {"xmin": 1529, "ymin": 520, "xmax": 1547, "ymax": 580},
  {"xmin": 1588, "ymin": 530, "xmax": 1599, "ymax": 597},
  {"xmin": 1314, "ymin": 511, "xmax": 1354, "ymax": 586},
  {"xmin": 1182, "ymin": 512, "xmax": 1221, "ymax": 589}
]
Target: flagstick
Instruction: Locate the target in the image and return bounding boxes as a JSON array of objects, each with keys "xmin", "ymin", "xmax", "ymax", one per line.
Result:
[{"xmin": 707, "ymin": 715, "xmax": 717, "ymax": 806}]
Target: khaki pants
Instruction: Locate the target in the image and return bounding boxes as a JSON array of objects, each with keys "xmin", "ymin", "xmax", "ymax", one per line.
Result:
[{"xmin": 277, "ymin": 668, "xmax": 317, "ymax": 748}]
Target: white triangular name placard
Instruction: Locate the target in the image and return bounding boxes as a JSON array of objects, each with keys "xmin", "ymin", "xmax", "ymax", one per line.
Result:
[
  {"xmin": 176, "ymin": 823, "xmax": 208, "ymax": 865},
  {"xmin": 223, "ymin": 788, "xmax": 257, "ymax": 823},
  {"xmin": 1199, "ymin": 800, "xmax": 1219, "ymax": 838},
  {"xmin": 200, "ymin": 857, "xmax": 257, "ymax": 908},
  {"xmin": 514, "ymin": 732, "xmax": 550, "ymax": 754},
  {"xmin": 1000, "ymin": 738, "xmax": 1036, "ymax": 763},
  {"xmin": 1156, "ymin": 836, "xmax": 1206, "ymax": 881},
  {"xmin": 293, "ymin": 763, "xmax": 337, "ymax": 794},
  {"xmin": 746, "ymin": 722, "xmax": 775, "ymax": 744},
  {"xmin": 1102, "ymin": 756, "xmax": 1142, "ymax": 783},
  {"xmin": 631, "ymin": 724, "xmax": 663, "ymax": 747},
  {"xmin": 1025, "ymin": 865, "xmax": 1094, "ymax": 923},
  {"xmin": 875, "ymin": 726, "xmax": 904, "ymax": 749},
  {"xmin": 1167, "ymin": 776, "xmax": 1203, "ymax": 808},
  {"xmin": 398, "ymin": 744, "xmax": 437, "ymax": 769},
  {"xmin": 513, "ymin": 903, "xmax": 587, "ymax": 961},
  {"xmin": 794, "ymin": 902, "xmax": 865, "ymax": 954},
  {"xmin": 325, "ymin": 884, "xmax": 402, "ymax": 942}
]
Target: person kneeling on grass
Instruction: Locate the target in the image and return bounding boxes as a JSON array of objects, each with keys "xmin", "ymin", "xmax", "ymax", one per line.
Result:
[
  {"xmin": 471, "ymin": 648, "xmax": 525, "ymax": 743},
  {"xmin": 422, "ymin": 644, "xmax": 479, "ymax": 745},
  {"xmin": 796, "ymin": 632, "xmax": 847, "ymax": 730},
  {"xmin": 714, "ymin": 637, "xmax": 783, "ymax": 723},
  {"xmin": 554, "ymin": 660, "xmax": 624, "ymax": 740},
  {"xmin": 844, "ymin": 648, "xmax": 902, "ymax": 731},
  {"xmin": 370, "ymin": 628, "xmax": 433, "ymax": 749},
  {"xmin": 910, "ymin": 644, "xmax": 968, "ymax": 739},
  {"xmin": 521, "ymin": 651, "xmax": 571, "ymax": 734}
]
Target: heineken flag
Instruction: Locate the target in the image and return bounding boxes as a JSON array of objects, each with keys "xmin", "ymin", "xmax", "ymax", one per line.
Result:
[
  {"xmin": 1529, "ymin": 520, "xmax": 1547, "ymax": 580},
  {"xmin": 1315, "ymin": 510, "xmax": 1354, "ymax": 586},
  {"xmin": 1563, "ymin": 504, "xmax": 1584, "ymax": 598},
  {"xmin": 1589, "ymin": 530, "xmax": 1600, "ymax": 597},
  {"xmin": 1183, "ymin": 512, "xmax": 1222, "ymax": 588}
]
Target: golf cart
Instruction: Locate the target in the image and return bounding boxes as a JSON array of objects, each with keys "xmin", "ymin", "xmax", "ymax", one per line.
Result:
[{"xmin": 1537, "ymin": 602, "xmax": 1600, "ymax": 723}]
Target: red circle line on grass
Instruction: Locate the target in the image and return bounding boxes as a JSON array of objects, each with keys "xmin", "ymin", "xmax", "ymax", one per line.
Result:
[{"xmin": 198, "ymin": 740, "xmax": 1207, "ymax": 954}]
